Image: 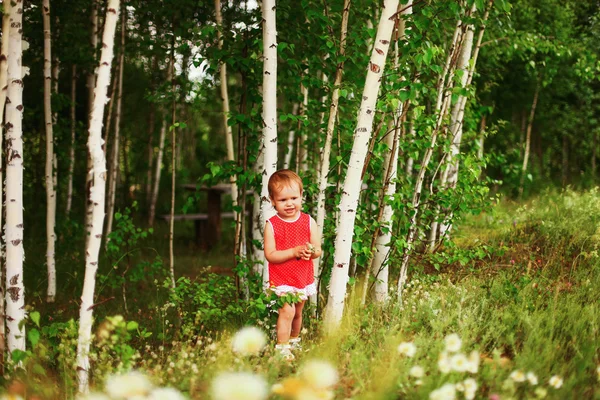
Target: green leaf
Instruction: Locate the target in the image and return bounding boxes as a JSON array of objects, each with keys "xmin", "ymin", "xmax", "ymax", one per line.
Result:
[
  {"xmin": 11, "ymin": 349, "xmax": 28, "ymax": 363},
  {"xmin": 28, "ymin": 329, "xmax": 41, "ymax": 347},
  {"xmin": 210, "ymin": 164, "xmax": 221, "ymax": 177},
  {"xmin": 30, "ymin": 311, "xmax": 41, "ymax": 327},
  {"xmin": 126, "ymin": 321, "xmax": 139, "ymax": 331}
]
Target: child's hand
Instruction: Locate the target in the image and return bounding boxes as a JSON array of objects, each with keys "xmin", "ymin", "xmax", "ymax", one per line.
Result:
[{"xmin": 294, "ymin": 244, "xmax": 313, "ymax": 261}]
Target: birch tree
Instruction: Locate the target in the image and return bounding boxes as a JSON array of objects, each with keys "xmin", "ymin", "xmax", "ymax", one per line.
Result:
[
  {"xmin": 42, "ymin": 0, "xmax": 57, "ymax": 303},
  {"xmin": 519, "ymin": 79, "xmax": 540, "ymax": 198},
  {"xmin": 105, "ymin": 9, "xmax": 126, "ymax": 239},
  {"xmin": 85, "ymin": 0, "xmax": 99, "ymax": 243},
  {"xmin": 259, "ymin": 0, "xmax": 278, "ymax": 285},
  {"xmin": 323, "ymin": 0, "xmax": 399, "ymax": 330},
  {"xmin": 0, "ymin": 2, "xmax": 11, "ymax": 361},
  {"xmin": 4, "ymin": 0, "xmax": 26, "ymax": 354},
  {"xmin": 311, "ymin": 0, "xmax": 350, "ymax": 307},
  {"xmin": 76, "ymin": 0, "xmax": 120, "ymax": 392},
  {"xmin": 66, "ymin": 64, "xmax": 77, "ymax": 216}
]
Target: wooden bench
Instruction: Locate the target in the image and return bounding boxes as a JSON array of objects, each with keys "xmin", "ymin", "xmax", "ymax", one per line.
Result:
[{"xmin": 160, "ymin": 212, "xmax": 237, "ymax": 249}]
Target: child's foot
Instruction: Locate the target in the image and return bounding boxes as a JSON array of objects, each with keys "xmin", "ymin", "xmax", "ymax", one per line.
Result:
[
  {"xmin": 289, "ymin": 337, "xmax": 302, "ymax": 352},
  {"xmin": 275, "ymin": 344, "xmax": 295, "ymax": 361}
]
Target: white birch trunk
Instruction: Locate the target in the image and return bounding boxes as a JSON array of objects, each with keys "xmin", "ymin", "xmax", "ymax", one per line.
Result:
[
  {"xmin": 369, "ymin": 1, "xmax": 412, "ymax": 304},
  {"xmin": 283, "ymin": 103, "xmax": 299, "ymax": 170},
  {"xmin": 323, "ymin": 0, "xmax": 399, "ymax": 330},
  {"xmin": 438, "ymin": 2, "xmax": 492, "ymax": 240},
  {"xmin": 298, "ymin": 78, "xmax": 309, "ymax": 173},
  {"xmin": 43, "ymin": 0, "xmax": 57, "ymax": 303},
  {"xmin": 0, "ymin": 3, "xmax": 11, "ymax": 360},
  {"xmin": 260, "ymin": 0, "xmax": 278, "ymax": 286},
  {"xmin": 66, "ymin": 64, "xmax": 77, "ymax": 216},
  {"xmin": 85, "ymin": 0, "xmax": 99, "ymax": 247},
  {"xmin": 428, "ymin": 5, "xmax": 476, "ymax": 251},
  {"xmin": 252, "ymin": 149, "xmax": 265, "ymax": 275},
  {"xmin": 519, "ymin": 81, "xmax": 540, "ymax": 198},
  {"xmin": 76, "ymin": 1, "xmax": 119, "ymax": 392},
  {"xmin": 5, "ymin": 0, "xmax": 26, "ymax": 354},
  {"xmin": 169, "ymin": 51, "xmax": 177, "ymax": 289},
  {"xmin": 405, "ymin": 117, "xmax": 415, "ymax": 175},
  {"xmin": 311, "ymin": 0, "xmax": 350, "ymax": 308},
  {"xmin": 105, "ymin": 10, "xmax": 125, "ymax": 239}
]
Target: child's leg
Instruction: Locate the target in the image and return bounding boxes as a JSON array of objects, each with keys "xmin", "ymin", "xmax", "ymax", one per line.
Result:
[
  {"xmin": 290, "ymin": 300, "xmax": 306, "ymax": 338},
  {"xmin": 276, "ymin": 303, "xmax": 295, "ymax": 344}
]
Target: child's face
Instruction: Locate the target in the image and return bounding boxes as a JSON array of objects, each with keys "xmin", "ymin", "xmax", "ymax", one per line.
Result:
[{"xmin": 270, "ymin": 182, "xmax": 302, "ymax": 220}]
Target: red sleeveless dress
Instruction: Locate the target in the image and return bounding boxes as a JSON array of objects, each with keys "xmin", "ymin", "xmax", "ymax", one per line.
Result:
[{"xmin": 267, "ymin": 212, "xmax": 316, "ymax": 299}]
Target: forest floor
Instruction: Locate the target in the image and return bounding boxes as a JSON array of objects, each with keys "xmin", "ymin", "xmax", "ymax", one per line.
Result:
[{"xmin": 3, "ymin": 189, "xmax": 600, "ymax": 399}]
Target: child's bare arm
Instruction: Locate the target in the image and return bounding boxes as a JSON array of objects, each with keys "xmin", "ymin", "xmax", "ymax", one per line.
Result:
[
  {"xmin": 264, "ymin": 223, "xmax": 308, "ymax": 263},
  {"xmin": 308, "ymin": 217, "xmax": 322, "ymax": 259}
]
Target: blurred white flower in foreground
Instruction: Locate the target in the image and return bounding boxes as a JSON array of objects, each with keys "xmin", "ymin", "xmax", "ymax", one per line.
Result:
[
  {"xmin": 596, "ymin": 365, "xmax": 600, "ymax": 380},
  {"xmin": 429, "ymin": 383, "xmax": 456, "ymax": 400},
  {"xmin": 397, "ymin": 341, "xmax": 417, "ymax": 357},
  {"xmin": 463, "ymin": 378, "xmax": 477, "ymax": 400},
  {"xmin": 548, "ymin": 375, "xmax": 563, "ymax": 389},
  {"xmin": 148, "ymin": 387, "xmax": 187, "ymax": 400},
  {"xmin": 526, "ymin": 371, "xmax": 538, "ymax": 385},
  {"xmin": 106, "ymin": 371, "xmax": 153, "ymax": 398},
  {"xmin": 211, "ymin": 372, "xmax": 268, "ymax": 400},
  {"xmin": 450, "ymin": 353, "xmax": 469, "ymax": 372},
  {"xmin": 231, "ymin": 326, "xmax": 267, "ymax": 356},
  {"xmin": 409, "ymin": 365, "xmax": 424, "ymax": 378},
  {"xmin": 438, "ymin": 351, "xmax": 451, "ymax": 374},
  {"xmin": 509, "ymin": 370, "xmax": 526, "ymax": 383},
  {"xmin": 534, "ymin": 387, "xmax": 548, "ymax": 398},
  {"xmin": 467, "ymin": 351, "xmax": 480, "ymax": 373},
  {"xmin": 300, "ymin": 360, "xmax": 339, "ymax": 389},
  {"xmin": 77, "ymin": 394, "xmax": 109, "ymax": 400},
  {"xmin": 444, "ymin": 334, "xmax": 462, "ymax": 353}
]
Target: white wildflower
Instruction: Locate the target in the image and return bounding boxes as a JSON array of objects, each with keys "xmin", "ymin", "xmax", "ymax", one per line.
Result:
[
  {"xmin": 415, "ymin": 379, "xmax": 423, "ymax": 386},
  {"xmin": 105, "ymin": 371, "xmax": 153, "ymax": 398},
  {"xmin": 464, "ymin": 389, "xmax": 476, "ymax": 400},
  {"xmin": 438, "ymin": 351, "xmax": 452, "ymax": 374},
  {"xmin": 397, "ymin": 342, "xmax": 417, "ymax": 357},
  {"xmin": 444, "ymin": 334, "xmax": 462, "ymax": 353},
  {"xmin": 148, "ymin": 387, "xmax": 186, "ymax": 400},
  {"xmin": 300, "ymin": 360, "xmax": 339, "ymax": 389},
  {"xmin": 450, "ymin": 353, "xmax": 469, "ymax": 372},
  {"xmin": 596, "ymin": 365, "xmax": 600, "ymax": 380},
  {"xmin": 455, "ymin": 382, "xmax": 464, "ymax": 392},
  {"xmin": 429, "ymin": 383, "xmax": 456, "ymax": 400},
  {"xmin": 231, "ymin": 327, "xmax": 267, "ymax": 356},
  {"xmin": 467, "ymin": 351, "xmax": 480, "ymax": 373},
  {"xmin": 463, "ymin": 378, "xmax": 477, "ymax": 393},
  {"xmin": 509, "ymin": 370, "xmax": 526, "ymax": 382},
  {"xmin": 210, "ymin": 372, "xmax": 268, "ymax": 400},
  {"xmin": 527, "ymin": 371, "xmax": 538, "ymax": 385},
  {"xmin": 548, "ymin": 375, "xmax": 563, "ymax": 389},
  {"xmin": 409, "ymin": 365, "xmax": 424, "ymax": 378}
]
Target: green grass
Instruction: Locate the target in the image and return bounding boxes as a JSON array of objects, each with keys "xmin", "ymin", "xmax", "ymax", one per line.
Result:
[{"xmin": 3, "ymin": 189, "xmax": 600, "ymax": 399}]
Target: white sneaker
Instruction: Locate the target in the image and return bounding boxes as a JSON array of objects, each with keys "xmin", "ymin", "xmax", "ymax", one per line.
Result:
[
  {"xmin": 275, "ymin": 344, "xmax": 295, "ymax": 361},
  {"xmin": 289, "ymin": 337, "xmax": 302, "ymax": 351}
]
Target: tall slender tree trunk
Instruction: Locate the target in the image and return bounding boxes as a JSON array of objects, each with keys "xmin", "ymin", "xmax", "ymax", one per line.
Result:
[
  {"xmin": 312, "ymin": 0, "xmax": 350, "ymax": 308},
  {"xmin": 561, "ymin": 135, "xmax": 568, "ymax": 187},
  {"xmin": 43, "ymin": 0, "xmax": 57, "ymax": 303},
  {"xmin": 105, "ymin": 10, "xmax": 126, "ymax": 239},
  {"xmin": 259, "ymin": 0, "xmax": 278, "ymax": 286},
  {"xmin": 168, "ymin": 46, "xmax": 177, "ymax": 289},
  {"xmin": 592, "ymin": 130, "xmax": 597, "ymax": 180},
  {"xmin": 364, "ymin": 2, "xmax": 412, "ymax": 305},
  {"xmin": 76, "ymin": 1, "xmax": 119, "ymax": 392},
  {"xmin": 519, "ymin": 80, "xmax": 540, "ymax": 198},
  {"xmin": 85, "ymin": 0, "xmax": 99, "ymax": 247},
  {"xmin": 5, "ymin": 0, "xmax": 26, "ymax": 355},
  {"xmin": 297, "ymin": 76, "xmax": 309, "ymax": 173},
  {"xmin": 283, "ymin": 103, "xmax": 299, "ymax": 170},
  {"xmin": 148, "ymin": 62, "xmax": 172, "ymax": 227},
  {"xmin": 0, "ymin": 3, "xmax": 12, "ymax": 364},
  {"xmin": 405, "ymin": 117, "xmax": 415, "ymax": 175},
  {"xmin": 323, "ymin": 0, "xmax": 399, "ymax": 331},
  {"xmin": 396, "ymin": 11, "xmax": 465, "ymax": 303},
  {"xmin": 428, "ymin": 4, "xmax": 477, "ymax": 251},
  {"xmin": 66, "ymin": 65, "xmax": 77, "ymax": 216}
]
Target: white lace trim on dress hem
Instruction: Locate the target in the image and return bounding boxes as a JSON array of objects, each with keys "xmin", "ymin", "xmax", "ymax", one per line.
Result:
[{"xmin": 270, "ymin": 283, "xmax": 317, "ymax": 299}]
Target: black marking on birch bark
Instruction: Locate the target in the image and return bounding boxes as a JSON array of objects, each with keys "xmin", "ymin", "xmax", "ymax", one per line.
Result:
[
  {"xmin": 43, "ymin": 6, "xmax": 49, "ymax": 12},
  {"xmin": 102, "ymin": 62, "xmax": 109, "ymax": 66},
  {"xmin": 363, "ymin": 96, "xmax": 368, "ymax": 100},
  {"xmin": 16, "ymin": 104, "xmax": 23, "ymax": 111},
  {"xmin": 9, "ymin": 150, "xmax": 21, "ymax": 161},
  {"xmin": 10, "ymin": 199, "xmax": 15, "ymax": 202},
  {"xmin": 261, "ymin": 195, "xmax": 269, "ymax": 202},
  {"xmin": 103, "ymin": 43, "xmax": 108, "ymax": 48},
  {"xmin": 0, "ymin": 55, "xmax": 6, "ymax": 62},
  {"xmin": 271, "ymin": 5, "xmax": 276, "ymax": 10},
  {"xmin": 91, "ymin": 261, "xmax": 97, "ymax": 266},
  {"xmin": 11, "ymin": 239, "xmax": 21, "ymax": 246},
  {"xmin": 348, "ymin": 209, "xmax": 354, "ymax": 213},
  {"xmin": 16, "ymin": 224, "xmax": 23, "ymax": 228},
  {"xmin": 264, "ymin": 71, "xmax": 270, "ymax": 75},
  {"xmin": 7, "ymin": 287, "xmax": 20, "ymax": 302},
  {"xmin": 357, "ymin": 127, "xmax": 368, "ymax": 132},
  {"xmin": 5, "ymin": 97, "xmax": 10, "ymax": 104},
  {"xmin": 95, "ymin": 234, "xmax": 101, "ymax": 238},
  {"xmin": 337, "ymin": 263, "xmax": 344, "ymax": 268},
  {"xmin": 270, "ymin": 137, "xmax": 277, "ymax": 143},
  {"xmin": 6, "ymin": 326, "xmax": 11, "ymax": 334},
  {"xmin": 45, "ymin": 76, "xmax": 52, "ymax": 81},
  {"xmin": 5, "ymin": 122, "xmax": 12, "ymax": 129},
  {"xmin": 6, "ymin": 316, "xmax": 14, "ymax": 322},
  {"xmin": 380, "ymin": 39, "xmax": 390, "ymax": 45},
  {"xmin": 369, "ymin": 62, "xmax": 381, "ymax": 73},
  {"xmin": 366, "ymin": 109, "xmax": 372, "ymax": 114},
  {"xmin": 108, "ymin": 8, "xmax": 117, "ymax": 13},
  {"xmin": 9, "ymin": 275, "xmax": 19, "ymax": 285},
  {"xmin": 13, "ymin": 79, "xmax": 23, "ymax": 87},
  {"xmin": 375, "ymin": 48, "xmax": 384, "ymax": 55},
  {"xmin": 269, "ymin": 43, "xmax": 277, "ymax": 48}
]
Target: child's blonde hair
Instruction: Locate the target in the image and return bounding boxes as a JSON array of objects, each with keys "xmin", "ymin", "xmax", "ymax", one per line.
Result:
[{"xmin": 268, "ymin": 169, "xmax": 303, "ymax": 199}]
